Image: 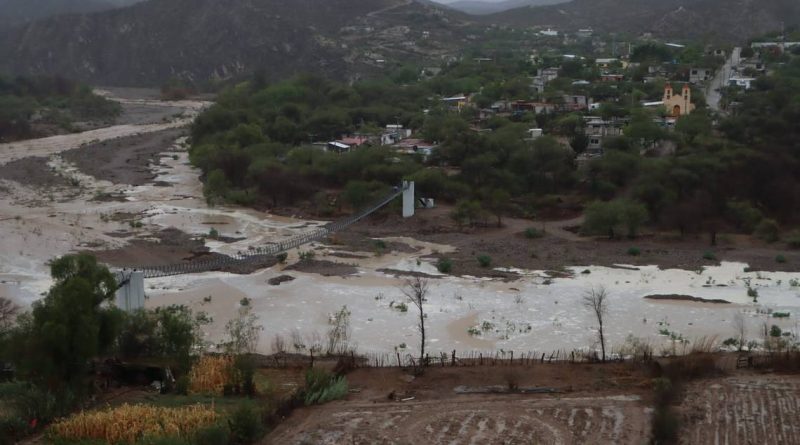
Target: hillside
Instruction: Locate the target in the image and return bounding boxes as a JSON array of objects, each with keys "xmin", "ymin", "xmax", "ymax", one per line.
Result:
[
  {"xmin": 439, "ymin": 0, "xmax": 567, "ymax": 15},
  {"xmin": 0, "ymin": 0, "xmax": 471, "ymax": 87},
  {"xmin": 0, "ymin": 0, "xmax": 143, "ymax": 29},
  {"xmin": 483, "ymin": 0, "xmax": 800, "ymax": 42}
]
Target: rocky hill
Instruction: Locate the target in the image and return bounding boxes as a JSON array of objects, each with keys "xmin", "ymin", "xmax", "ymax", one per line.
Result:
[
  {"xmin": 0, "ymin": 0, "xmax": 143, "ymax": 29},
  {"xmin": 438, "ymin": 0, "xmax": 567, "ymax": 15},
  {"xmin": 483, "ymin": 0, "xmax": 800, "ymax": 42},
  {"xmin": 0, "ymin": 0, "xmax": 472, "ymax": 86}
]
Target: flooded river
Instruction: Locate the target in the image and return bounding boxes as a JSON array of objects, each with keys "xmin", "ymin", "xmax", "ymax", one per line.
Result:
[{"xmin": 1, "ymin": 91, "xmax": 799, "ymax": 357}]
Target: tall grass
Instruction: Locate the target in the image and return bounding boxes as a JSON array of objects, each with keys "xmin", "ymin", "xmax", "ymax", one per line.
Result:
[{"xmin": 303, "ymin": 369, "xmax": 348, "ymax": 406}]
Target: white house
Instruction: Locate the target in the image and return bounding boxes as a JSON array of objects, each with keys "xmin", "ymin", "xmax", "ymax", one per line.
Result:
[{"xmin": 729, "ymin": 77, "xmax": 756, "ymax": 89}]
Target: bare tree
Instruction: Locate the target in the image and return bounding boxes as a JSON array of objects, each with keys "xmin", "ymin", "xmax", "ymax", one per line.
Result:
[
  {"xmin": 401, "ymin": 277, "xmax": 430, "ymax": 367},
  {"xmin": 583, "ymin": 287, "xmax": 609, "ymax": 362},
  {"xmin": 733, "ymin": 312, "xmax": 747, "ymax": 352},
  {"xmin": 0, "ymin": 297, "xmax": 18, "ymax": 334},
  {"xmin": 326, "ymin": 306, "xmax": 351, "ymax": 355},
  {"xmin": 224, "ymin": 307, "xmax": 262, "ymax": 355}
]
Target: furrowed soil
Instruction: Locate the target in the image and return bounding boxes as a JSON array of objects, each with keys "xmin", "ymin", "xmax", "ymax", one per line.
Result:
[
  {"xmin": 265, "ymin": 364, "xmax": 653, "ymax": 445},
  {"xmin": 680, "ymin": 374, "xmax": 800, "ymax": 445}
]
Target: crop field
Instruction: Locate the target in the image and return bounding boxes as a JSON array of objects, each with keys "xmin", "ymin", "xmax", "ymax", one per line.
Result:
[
  {"xmin": 680, "ymin": 375, "xmax": 800, "ymax": 445},
  {"xmin": 266, "ymin": 394, "xmax": 650, "ymax": 444}
]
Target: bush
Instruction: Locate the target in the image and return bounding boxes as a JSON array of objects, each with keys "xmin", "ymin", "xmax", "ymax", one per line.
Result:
[
  {"xmin": 174, "ymin": 376, "xmax": 189, "ymax": 395},
  {"xmin": 194, "ymin": 424, "xmax": 230, "ymax": 445},
  {"xmin": 776, "ymin": 254, "xmax": 787, "ymax": 264},
  {"xmin": 627, "ymin": 247, "xmax": 641, "ymax": 256},
  {"xmin": 228, "ymin": 402, "xmax": 263, "ymax": 444},
  {"xmin": 477, "ymin": 255, "xmax": 492, "ymax": 268},
  {"xmin": 755, "ymin": 219, "xmax": 780, "ymax": 243},
  {"xmin": 303, "ymin": 369, "xmax": 348, "ymax": 406},
  {"xmin": 582, "ymin": 199, "xmax": 648, "ymax": 239},
  {"xmin": 726, "ymin": 200, "xmax": 763, "ymax": 233},
  {"xmin": 702, "ymin": 251, "xmax": 717, "ymax": 261},
  {"xmin": 786, "ymin": 232, "xmax": 800, "ymax": 249},
  {"xmin": 436, "ymin": 258, "xmax": 452, "ymax": 274},
  {"xmin": 276, "ymin": 252, "xmax": 288, "ymax": 264},
  {"xmin": 208, "ymin": 228, "xmax": 219, "ymax": 238},
  {"xmin": 524, "ymin": 227, "xmax": 544, "ymax": 239}
]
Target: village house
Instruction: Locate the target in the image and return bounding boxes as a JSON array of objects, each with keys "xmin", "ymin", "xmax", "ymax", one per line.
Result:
[
  {"xmin": 391, "ymin": 138, "xmax": 438, "ymax": 158},
  {"xmin": 583, "ymin": 117, "xmax": 625, "ymax": 154},
  {"xmin": 729, "ymin": 76, "xmax": 756, "ymax": 90},
  {"xmin": 600, "ymin": 73, "xmax": 624, "ymax": 82},
  {"xmin": 662, "ymin": 83, "xmax": 695, "ymax": 117},
  {"xmin": 531, "ymin": 76, "xmax": 546, "ymax": 93},
  {"xmin": 689, "ymin": 68, "xmax": 713, "ymax": 84},
  {"xmin": 510, "ymin": 101, "xmax": 557, "ymax": 115},
  {"xmin": 538, "ymin": 67, "xmax": 560, "ymax": 82},
  {"xmin": 576, "ymin": 28, "xmax": 593, "ymax": 38},
  {"xmin": 381, "ymin": 125, "xmax": 412, "ymax": 145},
  {"xmin": 738, "ymin": 59, "xmax": 765, "ymax": 73},
  {"xmin": 327, "ymin": 135, "xmax": 370, "ymax": 153},
  {"xmin": 561, "ymin": 95, "xmax": 590, "ymax": 112},
  {"xmin": 442, "ymin": 94, "xmax": 469, "ymax": 111},
  {"xmin": 595, "ymin": 58, "xmax": 618, "ymax": 69}
]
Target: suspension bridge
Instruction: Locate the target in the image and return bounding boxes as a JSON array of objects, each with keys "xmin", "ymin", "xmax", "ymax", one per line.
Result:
[{"xmin": 114, "ymin": 182, "xmax": 416, "ymax": 309}]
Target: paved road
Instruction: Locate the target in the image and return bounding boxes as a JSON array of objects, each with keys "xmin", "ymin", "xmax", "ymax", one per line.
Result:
[{"xmin": 706, "ymin": 47, "xmax": 741, "ymax": 112}]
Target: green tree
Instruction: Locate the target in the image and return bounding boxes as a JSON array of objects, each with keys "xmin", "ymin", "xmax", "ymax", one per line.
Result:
[
  {"xmin": 582, "ymin": 200, "xmax": 648, "ymax": 239},
  {"xmin": 9, "ymin": 254, "xmax": 122, "ymax": 398},
  {"xmin": 341, "ymin": 180, "xmax": 374, "ymax": 210},
  {"xmin": 485, "ymin": 188, "xmax": 512, "ymax": 227}
]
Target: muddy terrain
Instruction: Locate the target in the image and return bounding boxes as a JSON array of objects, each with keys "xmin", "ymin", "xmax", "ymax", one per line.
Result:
[{"xmin": 265, "ymin": 364, "xmax": 653, "ymax": 445}]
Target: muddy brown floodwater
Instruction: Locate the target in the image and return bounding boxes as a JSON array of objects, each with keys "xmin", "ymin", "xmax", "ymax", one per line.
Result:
[{"xmin": 1, "ymin": 88, "xmax": 799, "ymax": 360}]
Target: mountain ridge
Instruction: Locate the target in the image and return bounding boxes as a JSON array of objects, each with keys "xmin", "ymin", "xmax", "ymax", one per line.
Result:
[
  {"xmin": 0, "ymin": 0, "xmax": 471, "ymax": 86},
  {"xmin": 482, "ymin": 0, "xmax": 800, "ymax": 42}
]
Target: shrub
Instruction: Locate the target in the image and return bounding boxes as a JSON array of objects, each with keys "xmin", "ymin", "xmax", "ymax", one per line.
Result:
[
  {"xmin": 276, "ymin": 252, "xmax": 288, "ymax": 264},
  {"xmin": 702, "ymin": 251, "xmax": 717, "ymax": 261},
  {"xmin": 776, "ymin": 254, "xmax": 787, "ymax": 264},
  {"xmin": 303, "ymin": 369, "xmax": 348, "ymax": 406},
  {"xmin": 524, "ymin": 227, "xmax": 544, "ymax": 239},
  {"xmin": 755, "ymin": 219, "xmax": 780, "ymax": 243},
  {"xmin": 194, "ymin": 424, "xmax": 230, "ymax": 445},
  {"xmin": 627, "ymin": 247, "xmax": 641, "ymax": 256},
  {"xmin": 298, "ymin": 250, "xmax": 316, "ymax": 261},
  {"xmin": 726, "ymin": 200, "xmax": 763, "ymax": 233},
  {"xmin": 208, "ymin": 228, "xmax": 219, "ymax": 239},
  {"xmin": 770, "ymin": 325, "xmax": 782, "ymax": 338},
  {"xmin": 228, "ymin": 402, "xmax": 263, "ymax": 445},
  {"xmin": 477, "ymin": 254, "xmax": 492, "ymax": 268},
  {"xmin": 391, "ymin": 302, "xmax": 408, "ymax": 313},
  {"xmin": 773, "ymin": 312, "xmax": 790, "ymax": 318},
  {"xmin": 436, "ymin": 258, "xmax": 452, "ymax": 274},
  {"xmin": 786, "ymin": 232, "xmax": 800, "ymax": 249}
]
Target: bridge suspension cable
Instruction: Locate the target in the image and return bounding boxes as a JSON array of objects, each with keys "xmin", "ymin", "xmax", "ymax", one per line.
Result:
[{"xmin": 130, "ymin": 184, "xmax": 406, "ymax": 279}]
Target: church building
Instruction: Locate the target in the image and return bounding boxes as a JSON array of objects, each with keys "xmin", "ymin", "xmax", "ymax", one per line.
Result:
[{"xmin": 662, "ymin": 83, "xmax": 695, "ymax": 117}]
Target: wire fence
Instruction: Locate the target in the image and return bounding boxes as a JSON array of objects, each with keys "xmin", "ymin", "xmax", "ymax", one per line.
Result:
[
  {"xmin": 260, "ymin": 348, "xmax": 653, "ymax": 369},
  {"xmin": 130, "ymin": 185, "xmax": 406, "ymax": 278}
]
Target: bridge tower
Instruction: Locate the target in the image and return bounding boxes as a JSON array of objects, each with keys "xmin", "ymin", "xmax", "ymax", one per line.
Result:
[
  {"xmin": 114, "ymin": 270, "xmax": 145, "ymax": 311},
  {"xmin": 402, "ymin": 181, "xmax": 415, "ymax": 218}
]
